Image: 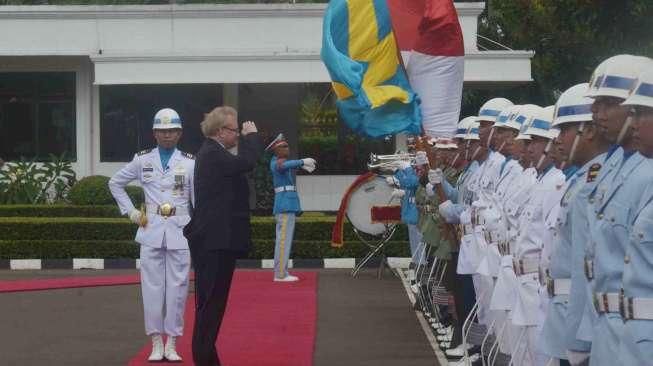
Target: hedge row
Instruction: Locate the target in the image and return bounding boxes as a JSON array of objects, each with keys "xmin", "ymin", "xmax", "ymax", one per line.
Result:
[
  {"xmin": 0, "ymin": 217, "xmax": 409, "ymax": 242},
  {"xmin": 0, "ymin": 240, "xmax": 411, "ymax": 260},
  {"xmin": 0, "ymin": 205, "xmax": 122, "ymax": 218}
]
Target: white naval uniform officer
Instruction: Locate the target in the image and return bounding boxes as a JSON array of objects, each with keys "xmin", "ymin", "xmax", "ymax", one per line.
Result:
[{"xmin": 109, "ymin": 108, "xmax": 195, "ymax": 363}]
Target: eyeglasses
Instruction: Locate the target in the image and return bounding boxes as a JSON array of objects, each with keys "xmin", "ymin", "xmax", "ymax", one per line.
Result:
[{"xmin": 222, "ymin": 126, "xmax": 239, "ymax": 135}]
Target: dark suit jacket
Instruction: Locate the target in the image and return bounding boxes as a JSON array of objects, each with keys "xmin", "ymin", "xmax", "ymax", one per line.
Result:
[{"xmin": 184, "ymin": 133, "xmax": 263, "ymax": 254}]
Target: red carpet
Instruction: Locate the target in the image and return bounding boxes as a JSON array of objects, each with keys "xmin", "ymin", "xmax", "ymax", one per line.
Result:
[
  {"xmin": 0, "ymin": 274, "xmax": 141, "ymax": 293},
  {"xmin": 128, "ymin": 270, "xmax": 318, "ymax": 366}
]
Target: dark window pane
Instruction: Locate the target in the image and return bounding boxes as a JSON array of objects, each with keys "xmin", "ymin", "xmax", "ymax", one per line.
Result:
[
  {"xmin": 0, "ymin": 72, "xmax": 76, "ymax": 161},
  {"xmin": 238, "ymin": 82, "xmax": 394, "ymax": 175},
  {"xmin": 100, "ymin": 84, "xmax": 222, "ymax": 162}
]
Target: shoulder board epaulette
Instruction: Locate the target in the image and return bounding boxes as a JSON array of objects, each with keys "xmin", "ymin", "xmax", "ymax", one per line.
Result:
[
  {"xmin": 587, "ymin": 163, "xmax": 602, "ymax": 182},
  {"xmin": 180, "ymin": 151, "xmax": 195, "ymax": 160},
  {"xmin": 137, "ymin": 148, "xmax": 153, "ymax": 156}
]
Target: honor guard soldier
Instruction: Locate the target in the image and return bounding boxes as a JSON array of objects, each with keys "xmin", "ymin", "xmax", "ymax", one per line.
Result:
[
  {"xmin": 583, "ymin": 55, "xmax": 653, "ymax": 366},
  {"xmin": 109, "ymin": 108, "xmax": 195, "ymax": 362},
  {"xmin": 509, "ymin": 105, "xmax": 564, "ymax": 366},
  {"xmin": 538, "ymin": 84, "xmax": 596, "ymax": 366},
  {"xmin": 267, "ymin": 133, "xmax": 316, "ymax": 282},
  {"xmin": 489, "ymin": 105, "xmax": 540, "ymax": 358},
  {"xmin": 617, "ymin": 69, "xmax": 653, "ymax": 365}
]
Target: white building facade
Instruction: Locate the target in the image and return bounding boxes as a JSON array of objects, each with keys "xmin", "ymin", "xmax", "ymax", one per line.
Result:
[{"xmin": 0, "ymin": 2, "xmax": 532, "ymax": 210}]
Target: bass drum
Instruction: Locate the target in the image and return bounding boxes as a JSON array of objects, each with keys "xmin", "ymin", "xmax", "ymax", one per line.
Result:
[{"xmin": 346, "ymin": 174, "xmax": 401, "ymax": 236}]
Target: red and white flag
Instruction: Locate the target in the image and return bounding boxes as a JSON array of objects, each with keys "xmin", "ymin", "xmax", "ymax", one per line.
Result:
[{"xmin": 388, "ymin": 0, "xmax": 465, "ymax": 138}]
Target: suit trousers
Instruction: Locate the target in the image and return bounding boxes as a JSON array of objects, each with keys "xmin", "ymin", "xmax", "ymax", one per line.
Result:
[{"xmin": 191, "ymin": 249, "xmax": 238, "ymax": 366}]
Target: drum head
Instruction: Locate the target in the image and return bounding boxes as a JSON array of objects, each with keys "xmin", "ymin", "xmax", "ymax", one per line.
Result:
[{"xmin": 346, "ymin": 175, "xmax": 400, "ymax": 236}]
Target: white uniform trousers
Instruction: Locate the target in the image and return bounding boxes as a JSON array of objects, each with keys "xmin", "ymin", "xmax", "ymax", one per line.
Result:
[
  {"xmin": 274, "ymin": 213, "xmax": 296, "ymax": 279},
  {"xmin": 407, "ymin": 224, "xmax": 424, "ymax": 265},
  {"xmin": 140, "ymin": 240, "xmax": 190, "ymax": 337}
]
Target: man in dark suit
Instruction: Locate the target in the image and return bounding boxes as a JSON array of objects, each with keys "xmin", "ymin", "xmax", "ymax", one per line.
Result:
[{"xmin": 183, "ymin": 106, "xmax": 263, "ymax": 366}]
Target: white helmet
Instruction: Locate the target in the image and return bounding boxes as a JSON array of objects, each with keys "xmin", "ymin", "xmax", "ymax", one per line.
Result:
[
  {"xmin": 523, "ymin": 105, "xmax": 557, "ymax": 139},
  {"xmin": 477, "ymin": 98, "xmax": 513, "ymax": 123},
  {"xmin": 515, "ymin": 105, "xmax": 543, "ymax": 140},
  {"xmin": 496, "ymin": 105, "xmax": 530, "ymax": 131},
  {"xmin": 622, "ymin": 70, "xmax": 653, "ymax": 109},
  {"xmin": 586, "ymin": 55, "xmax": 653, "ymax": 99},
  {"xmin": 153, "ymin": 108, "xmax": 182, "ymax": 130},
  {"xmin": 552, "ymin": 83, "xmax": 594, "ymax": 127},
  {"xmin": 455, "ymin": 116, "xmax": 477, "ymax": 138},
  {"xmin": 464, "ymin": 120, "xmax": 480, "ymax": 140}
]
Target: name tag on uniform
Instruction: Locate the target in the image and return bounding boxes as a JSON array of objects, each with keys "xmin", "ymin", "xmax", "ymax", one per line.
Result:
[{"xmin": 143, "ymin": 167, "xmax": 154, "ymax": 172}]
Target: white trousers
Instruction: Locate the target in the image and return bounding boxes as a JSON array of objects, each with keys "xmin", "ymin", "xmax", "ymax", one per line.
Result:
[{"xmin": 140, "ymin": 240, "xmax": 190, "ymax": 337}]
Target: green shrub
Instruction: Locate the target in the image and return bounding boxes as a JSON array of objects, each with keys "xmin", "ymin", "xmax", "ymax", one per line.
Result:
[
  {"xmin": 0, "ymin": 240, "xmax": 138, "ymax": 259},
  {"xmin": 68, "ymin": 175, "xmax": 143, "ymax": 207},
  {"xmin": 0, "ymin": 216, "xmax": 409, "ymax": 242},
  {"xmin": 0, "ymin": 239, "xmax": 410, "ymax": 259},
  {"xmin": 68, "ymin": 176, "xmax": 113, "ymax": 205},
  {"xmin": 0, "ymin": 205, "xmax": 121, "ymax": 217}
]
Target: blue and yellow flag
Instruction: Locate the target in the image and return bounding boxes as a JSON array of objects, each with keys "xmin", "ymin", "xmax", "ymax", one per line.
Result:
[{"xmin": 321, "ymin": 0, "xmax": 422, "ymax": 138}]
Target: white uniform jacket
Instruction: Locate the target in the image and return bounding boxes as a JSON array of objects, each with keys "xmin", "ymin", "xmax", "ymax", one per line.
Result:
[{"xmin": 109, "ymin": 148, "xmax": 195, "ymax": 250}]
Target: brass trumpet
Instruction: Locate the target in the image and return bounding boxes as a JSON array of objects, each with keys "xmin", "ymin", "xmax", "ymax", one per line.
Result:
[{"xmin": 367, "ymin": 153, "xmax": 416, "ymax": 173}]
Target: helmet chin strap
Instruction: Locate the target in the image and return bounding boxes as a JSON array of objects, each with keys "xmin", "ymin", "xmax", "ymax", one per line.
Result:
[
  {"xmin": 616, "ymin": 115, "xmax": 633, "ymax": 146},
  {"xmin": 536, "ymin": 139, "xmax": 554, "ymax": 172},
  {"xmin": 566, "ymin": 121, "xmax": 587, "ymax": 168},
  {"xmin": 465, "ymin": 140, "xmax": 471, "ymax": 161},
  {"xmin": 486, "ymin": 128, "xmax": 496, "ymax": 149},
  {"xmin": 449, "ymin": 152, "xmax": 460, "ymax": 169},
  {"xmin": 470, "ymin": 145, "xmax": 482, "ymax": 162},
  {"xmin": 497, "ymin": 140, "xmax": 507, "ymax": 155}
]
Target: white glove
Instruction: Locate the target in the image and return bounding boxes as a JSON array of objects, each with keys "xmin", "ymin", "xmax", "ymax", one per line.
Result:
[
  {"xmin": 397, "ymin": 160, "xmax": 411, "ymax": 170},
  {"xmin": 425, "ymin": 183, "xmax": 435, "ymax": 197},
  {"xmin": 438, "ymin": 200, "xmax": 453, "ymax": 216},
  {"xmin": 241, "ymin": 121, "xmax": 258, "ymax": 135},
  {"xmin": 391, "ymin": 188, "xmax": 405, "ymax": 199},
  {"xmin": 301, "ymin": 158, "xmax": 316, "ymax": 173},
  {"xmin": 301, "ymin": 158, "xmax": 316, "ymax": 167},
  {"xmin": 460, "ymin": 208, "xmax": 472, "ymax": 225},
  {"xmin": 566, "ymin": 350, "xmax": 590, "ymax": 365},
  {"xmin": 129, "ymin": 209, "xmax": 142, "ymax": 225},
  {"xmin": 415, "ymin": 151, "xmax": 429, "ymax": 166},
  {"xmin": 386, "ymin": 176, "xmax": 399, "ymax": 186},
  {"xmin": 428, "ymin": 168, "xmax": 443, "ymax": 185}
]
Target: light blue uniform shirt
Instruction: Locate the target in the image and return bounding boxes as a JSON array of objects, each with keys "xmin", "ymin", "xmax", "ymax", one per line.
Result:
[
  {"xmin": 394, "ymin": 166, "xmax": 419, "ymax": 225},
  {"xmin": 539, "ymin": 157, "xmax": 600, "ymax": 357},
  {"xmin": 588, "ymin": 152, "xmax": 653, "ymax": 366},
  {"xmin": 270, "ymin": 156, "xmax": 303, "ymax": 215},
  {"xmin": 619, "ymin": 159, "xmax": 653, "ymax": 364}
]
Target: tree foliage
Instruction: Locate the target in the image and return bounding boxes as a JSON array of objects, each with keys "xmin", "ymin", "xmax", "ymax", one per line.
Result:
[{"xmin": 462, "ymin": 0, "xmax": 652, "ymax": 116}]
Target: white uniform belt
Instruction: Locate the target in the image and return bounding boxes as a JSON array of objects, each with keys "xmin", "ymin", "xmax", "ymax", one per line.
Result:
[
  {"xmin": 584, "ymin": 259, "xmax": 594, "ymax": 280},
  {"xmin": 462, "ymin": 224, "xmax": 474, "ymax": 236},
  {"xmin": 513, "ymin": 257, "xmax": 539, "ymax": 276},
  {"xmin": 484, "ymin": 230, "xmax": 502, "ymax": 244},
  {"xmin": 146, "ymin": 204, "xmax": 188, "ymax": 217},
  {"xmin": 274, "ymin": 185, "xmax": 296, "ymax": 193},
  {"xmin": 594, "ymin": 292, "xmax": 620, "ymax": 314},
  {"xmin": 547, "ymin": 278, "xmax": 571, "ymax": 297},
  {"xmin": 621, "ymin": 296, "xmax": 653, "ymax": 320},
  {"xmin": 498, "ymin": 241, "xmax": 511, "ymax": 256}
]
